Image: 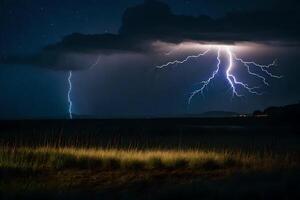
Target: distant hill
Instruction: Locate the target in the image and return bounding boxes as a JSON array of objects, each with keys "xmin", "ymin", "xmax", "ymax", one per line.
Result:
[
  {"xmin": 200, "ymin": 111, "xmax": 240, "ymax": 118},
  {"xmin": 70, "ymin": 111, "xmax": 241, "ymax": 120},
  {"xmin": 185, "ymin": 111, "xmax": 240, "ymax": 118}
]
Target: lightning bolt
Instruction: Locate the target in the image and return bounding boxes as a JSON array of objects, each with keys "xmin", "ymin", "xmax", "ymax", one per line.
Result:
[
  {"xmin": 233, "ymin": 55, "xmax": 282, "ymax": 86},
  {"xmin": 156, "ymin": 48, "xmax": 211, "ymax": 69},
  {"xmin": 225, "ymin": 47, "xmax": 262, "ymax": 99},
  {"xmin": 188, "ymin": 48, "xmax": 221, "ymax": 104},
  {"xmin": 156, "ymin": 45, "xmax": 282, "ymax": 104},
  {"xmin": 67, "ymin": 70, "xmax": 73, "ymax": 119},
  {"xmin": 65, "ymin": 56, "xmax": 101, "ymax": 119},
  {"xmin": 89, "ymin": 55, "xmax": 101, "ymax": 69}
]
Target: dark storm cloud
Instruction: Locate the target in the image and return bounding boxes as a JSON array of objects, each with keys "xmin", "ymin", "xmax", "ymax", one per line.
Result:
[
  {"xmin": 2, "ymin": 0, "xmax": 300, "ymax": 70},
  {"xmin": 48, "ymin": 0, "xmax": 300, "ymax": 51},
  {"xmin": 119, "ymin": 0, "xmax": 300, "ymax": 43}
]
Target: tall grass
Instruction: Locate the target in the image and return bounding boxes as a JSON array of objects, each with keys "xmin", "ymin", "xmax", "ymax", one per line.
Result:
[{"xmin": 0, "ymin": 146, "xmax": 298, "ymax": 171}]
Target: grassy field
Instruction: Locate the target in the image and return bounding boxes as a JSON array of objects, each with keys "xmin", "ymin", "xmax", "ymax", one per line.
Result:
[
  {"xmin": 1, "ymin": 146, "xmax": 300, "ymax": 199},
  {"xmin": 0, "ymin": 119, "xmax": 300, "ymax": 199},
  {"xmin": 1, "ymin": 147, "xmax": 298, "ymax": 171}
]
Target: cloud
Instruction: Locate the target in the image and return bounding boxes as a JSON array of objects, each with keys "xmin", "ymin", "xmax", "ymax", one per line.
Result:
[
  {"xmin": 2, "ymin": 0, "xmax": 300, "ymax": 70},
  {"xmin": 117, "ymin": 0, "xmax": 300, "ymax": 43}
]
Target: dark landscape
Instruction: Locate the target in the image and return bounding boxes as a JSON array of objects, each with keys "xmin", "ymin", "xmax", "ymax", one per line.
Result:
[
  {"xmin": 1, "ymin": 104, "xmax": 300, "ymax": 199},
  {"xmin": 1, "ymin": 0, "xmax": 300, "ymax": 199}
]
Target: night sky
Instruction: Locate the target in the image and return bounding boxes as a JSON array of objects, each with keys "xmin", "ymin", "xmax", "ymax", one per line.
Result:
[{"xmin": 0, "ymin": 0, "xmax": 300, "ymax": 119}]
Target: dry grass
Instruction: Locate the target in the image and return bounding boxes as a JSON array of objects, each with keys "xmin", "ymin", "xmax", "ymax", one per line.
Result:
[
  {"xmin": 0, "ymin": 146, "xmax": 298, "ymax": 171},
  {"xmin": 1, "ymin": 144, "xmax": 299, "ymax": 199}
]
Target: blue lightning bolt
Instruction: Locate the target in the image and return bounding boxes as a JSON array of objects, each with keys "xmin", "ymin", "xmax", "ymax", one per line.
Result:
[
  {"xmin": 156, "ymin": 48, "xmax": 211, "ymax": 69},
  {"xmin": 233, "ymin": 55, "xmax": 282, "ymax": 86},
  {"xmin": 225, "ymin": 47, "xmax": 243, "ymax": 98},
  {"xmin": 67, "ymin": 71, "xmax": 73, "ymax": 119},
  {"xmin": 156, "ymin": 45, "xmax": 282, "ymax": 104},
  {"xmin": 225, "ymin": 47, "xmax": 262, "ymax": 99},
  {"xmin": 65, "ymin": 56, "xmax": 101, "ymax": 119},
  {"xmin": 188, "ymin": 48, "xmax": 221, "ymax": 104},
  {"xmin": 89, "ymin": 55, "xmax": 101, "ymax": 69}
]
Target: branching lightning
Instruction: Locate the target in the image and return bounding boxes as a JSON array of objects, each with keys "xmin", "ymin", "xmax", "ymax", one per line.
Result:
[
  {"xmin": 156, "ymin": 45, "xmax": 282, "ymax": 104},
  {"xmin": 233, "ymin": 54, "xmax": 282, "ymax": 86},
  {"xmin": 67, "ymin": 70, "xmax": 73, "ymax": 119},
  {"xmin": 156, "ymin": 48, "xmax": 211, "ymax": 69},
  {"xmin": 188, "ymin": 48, "xmax": 221, "ymax": 104},
  {"xmin": 225, "ymin": 47, "xmax": 261, "ymax": 98}
]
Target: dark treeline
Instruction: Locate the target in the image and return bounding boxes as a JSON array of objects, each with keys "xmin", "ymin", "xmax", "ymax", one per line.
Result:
[{"xmin": 253, "ymin": 103, "xmax": 300, "ymax": 117}]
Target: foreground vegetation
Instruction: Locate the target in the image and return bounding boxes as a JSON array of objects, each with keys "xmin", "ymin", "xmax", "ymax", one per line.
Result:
[
  {"xmin": 0, "ymin": 119, "xmax": 299, "ymax": 199},
  {"xmin": 0, "ymin": 147, "xmax": 299, "ymax": 171},
  {"xmin": 1, "ymin": 146, "xmax": 299, "ymax": 199}
]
